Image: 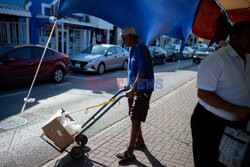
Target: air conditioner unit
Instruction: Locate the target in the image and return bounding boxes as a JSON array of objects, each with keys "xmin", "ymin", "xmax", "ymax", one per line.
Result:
[{"xmin": 50, "ymin": 4, "xmax": 58, "ymax": 16}]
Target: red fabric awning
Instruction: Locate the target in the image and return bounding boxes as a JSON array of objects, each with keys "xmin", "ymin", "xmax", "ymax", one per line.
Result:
[
  {"xmin": 192, "ymin": 0, "xmax": 249, "ymax": 44},
  {"xmin": 227, "ymin": 9, "xmax": 250, "ymax": 23}
]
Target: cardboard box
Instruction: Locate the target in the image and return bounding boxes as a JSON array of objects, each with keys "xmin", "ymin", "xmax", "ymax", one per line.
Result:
[{"xmin": 42, "ymin": 109, "xmax": 75, "ymax": 150}]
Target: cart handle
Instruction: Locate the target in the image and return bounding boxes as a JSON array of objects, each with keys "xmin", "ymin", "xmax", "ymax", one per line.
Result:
[
  {"xmin": 75, "ymin": 94, "xmax": 126, "ymax": 138},
  {"xmin": 80, "ymin": 88, "xmax": 126, "ymax": 128}
]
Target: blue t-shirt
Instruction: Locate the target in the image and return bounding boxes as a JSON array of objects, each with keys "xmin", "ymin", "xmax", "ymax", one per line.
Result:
[{"xmin": 128, "ymin": 42, "xmax": 154, "ymax": 92}]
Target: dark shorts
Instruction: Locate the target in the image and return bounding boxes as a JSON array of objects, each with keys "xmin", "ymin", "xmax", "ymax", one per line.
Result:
[{"xmin": 128, "ymin": 91, "xmax": 152, "ymax": 122}]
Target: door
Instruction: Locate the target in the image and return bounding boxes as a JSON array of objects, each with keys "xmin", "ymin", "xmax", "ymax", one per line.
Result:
[
  {"xmin": 105, "ymin": 47, "xmax": 116, "ymax": 69},
  {"xmin": 31, "ymin": 47, "xmax": 55, "ymax": 80},
  {"xmin": 115, "ymin": 47, "xmax": 126, "ymax": 67},
  {"xmin": 0, "ymin": 47, "xmax": 33, "ymax": 85},
  {"xmin": 58, "ymin": 29, "xmax": 69, "ymax": 56}
]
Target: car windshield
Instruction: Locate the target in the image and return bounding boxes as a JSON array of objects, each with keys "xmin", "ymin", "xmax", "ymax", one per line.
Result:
[
  {"xmin": 208, "ymin": 48, "xmax": 214, "ymax": 52},
  {"xmin": 81, "ymin": 45, "xmax": 107, "ymax": 54},
  {"xmin": 0, "ymin": 46, "xmax": 14, "ymax": 56},
  {"xmin": 184, "ymin": 47, "xmax": 189, "ymax": 51},
  {"xmin": 148, "ymin": 47, "xmax": 155, "ymax": 54},
  {"xmin": 192, "ymin": 46, "xmax": 199, "ymax": 50},
  {"xmin": 197, "ymin": 47, "xmax": 207, "ymax": 52},
  {"xmin": 165, "ymin": 45, "xmax": 176, "ymax": 50}
]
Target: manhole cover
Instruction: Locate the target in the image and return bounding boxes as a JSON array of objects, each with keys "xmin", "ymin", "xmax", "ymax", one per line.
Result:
[{"xmin": 0, "ymin": 116, "xmax": 30, "ymax": 131}]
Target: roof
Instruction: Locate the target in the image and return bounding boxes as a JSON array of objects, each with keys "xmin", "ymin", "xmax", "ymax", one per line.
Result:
[
  {"xmin": 0, "ymin": 3, "xmax": 31, "ymax": 17},
  {"xmin": 99, "ymin": 44, "xmax": 116, "ymax": 47}
]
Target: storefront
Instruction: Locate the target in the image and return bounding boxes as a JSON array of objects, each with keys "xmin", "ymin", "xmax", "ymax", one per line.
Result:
[
  {"xmin": 39, "ymin": 18, "xmax": 93, "ymax": 57},
  {"xmin": 0, "ymin": 3, "xmax": 31, "ymax": 44}
]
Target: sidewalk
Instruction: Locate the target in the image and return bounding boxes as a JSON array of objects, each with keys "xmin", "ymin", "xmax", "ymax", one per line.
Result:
[{"xmin": 43, "ymin": 79, "xmax": 198, "ymax": 167}]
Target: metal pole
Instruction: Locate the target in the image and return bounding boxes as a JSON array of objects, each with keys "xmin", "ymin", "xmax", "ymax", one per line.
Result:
[{"xmin": 3, "ymin": 17, "xmax": 57, "ymax": 167}]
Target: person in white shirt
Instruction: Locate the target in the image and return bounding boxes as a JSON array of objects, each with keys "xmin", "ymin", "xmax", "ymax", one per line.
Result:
[{"xmin": 191, "ymin": 21, "xmax": 250, "ymax": 167}]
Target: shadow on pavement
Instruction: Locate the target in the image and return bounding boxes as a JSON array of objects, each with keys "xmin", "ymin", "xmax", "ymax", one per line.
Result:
[
  {"xmin": 143, "ymin": 148, "xmax": 166, "ymax": 167},
  {"xmin": 52, "ymin": 146, "xmax": 108, "ymax": 167},
  {"xmin": 118, "ymin": 148, "xmax": 166, "ymax": 167},
  {"xmin": 118, "ymin": 158, "xmax": 148, "ymax": 167}
]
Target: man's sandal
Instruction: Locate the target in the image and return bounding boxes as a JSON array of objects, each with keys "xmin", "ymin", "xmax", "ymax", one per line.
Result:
[
  {"xmin": 116, "ymin": 150, "xmax": 135, "ymax": 161},
  {"xmin": 134, "ymin": 143, "xmax": 146, "ymax": 150}
]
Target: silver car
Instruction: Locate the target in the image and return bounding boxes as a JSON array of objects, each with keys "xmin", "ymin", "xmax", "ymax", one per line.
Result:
[
  {"xmin": 69, "ymin": 44, "xmax": 129, "ymax": 74},
  {"xmin": 182, "ymin": 47, "xmax": 194, "ymax": 59}
]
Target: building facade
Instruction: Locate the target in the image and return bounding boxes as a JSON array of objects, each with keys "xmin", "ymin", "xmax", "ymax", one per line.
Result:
[
  {"xmin": 27, "ymin": 0, "xmax": 116, "ymax": 57},
  {"xmin": 1, "ymin": 0, "xmax": 122, "ymax": 57},
  {"xmin": 0, "ymin": 0, "xmax": 31, "ymax": 44}
]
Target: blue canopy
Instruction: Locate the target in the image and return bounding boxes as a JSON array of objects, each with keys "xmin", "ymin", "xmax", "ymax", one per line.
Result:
[{"xmin": 58, "ymin": 0, "xmax": 200, "ymax": 45}]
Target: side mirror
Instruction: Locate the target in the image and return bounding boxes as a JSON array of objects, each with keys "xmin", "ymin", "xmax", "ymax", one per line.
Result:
[{"xmin": 4, "ymin": 58, "xmax": 16, "ymax": 64}]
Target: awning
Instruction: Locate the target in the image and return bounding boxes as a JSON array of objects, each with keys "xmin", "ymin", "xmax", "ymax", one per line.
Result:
[
  {"xmin": 57, "ymin": 0, "xmax": 200, "ymax": 45},
  {"xmin": 57, "ymin": 0, "xmax": 249, "ymax": 46},
  {"xmin": 216, "ymin": 0, "xmax": 250, "ymax": 11},
  {"xmin": 59, "ymin": 18, "xmax": 96, "ymax": 29},
  {"xmin": 0, "ymin": 3, "xmax": 31, "ymax": 17},
  {"xmin": 35, "ymin": 15, "xmax": 96, "ymax": 30}
]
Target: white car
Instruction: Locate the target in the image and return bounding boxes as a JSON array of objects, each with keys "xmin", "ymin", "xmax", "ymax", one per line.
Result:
[
  {"xmin": 182, "ymin": 47, "xmax": 194, "ymax": 59},
  {"xmin": 69, "ymin": 44, "xmax": 129, "ymax": 74}
]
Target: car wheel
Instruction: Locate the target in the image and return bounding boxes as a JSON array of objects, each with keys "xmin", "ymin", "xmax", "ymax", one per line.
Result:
[
  {"xmin": 70, "ymin": 146, "xmax": 84, "ymax": 160},
  {"xmin": 52, "ymin": 67, "xmax": 64, "ymax": 82},
  {"xmin": 122, "ymin": 60, "xmax": 128, "ymax": 70},
  {"xmin": 97, "ymin": 63, "xmax": 105, "ymax": 74},
  {"xmin": 193, "ymin": 59, "xmax": 196, "ymax": 63}
]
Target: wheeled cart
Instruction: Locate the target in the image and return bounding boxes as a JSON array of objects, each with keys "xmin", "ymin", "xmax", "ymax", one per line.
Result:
[{"xmin": 41, "ymin": 88, "xmax": 126, "ymax": 159}]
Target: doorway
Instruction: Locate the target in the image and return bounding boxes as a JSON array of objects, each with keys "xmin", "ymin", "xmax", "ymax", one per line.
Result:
[{"xmin": 58, "ymin": 28, "xmax": 69, "ymax": 56}]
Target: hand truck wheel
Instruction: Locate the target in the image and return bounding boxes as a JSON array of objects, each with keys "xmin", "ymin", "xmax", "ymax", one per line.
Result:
[
  {"xmin": 75, "ymin": 134, "xmax": 88, "ymax": 147},
  {"xmin": 70, "ymin": 146, "xmax": 84, "ymax": 160}
]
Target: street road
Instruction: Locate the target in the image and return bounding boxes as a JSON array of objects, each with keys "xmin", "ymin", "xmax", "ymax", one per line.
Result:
[{"xmin": 0, "ymin": 60, "xmax": 199, "ymax": 167}]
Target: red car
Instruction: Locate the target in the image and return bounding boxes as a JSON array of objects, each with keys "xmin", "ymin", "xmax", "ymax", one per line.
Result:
[{"xmin": 0, "ymin": 45, "xmax": 70, "ymax": 88}]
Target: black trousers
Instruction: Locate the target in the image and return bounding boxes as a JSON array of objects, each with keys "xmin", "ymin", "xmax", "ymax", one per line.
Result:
[{"xmin": 191, "ymin": 103, "xmax": 246, "ymax": 167}]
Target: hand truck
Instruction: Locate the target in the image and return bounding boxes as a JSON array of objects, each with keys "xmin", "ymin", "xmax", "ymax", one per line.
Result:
[{"xmin": 41, "ymin": 88, "xmax": 126, "ymax": 159}]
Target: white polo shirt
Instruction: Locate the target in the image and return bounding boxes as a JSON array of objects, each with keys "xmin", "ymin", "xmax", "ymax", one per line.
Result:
[{"xmin": 197, "ymin": 44, "xmax": 250, "ymax": 121}]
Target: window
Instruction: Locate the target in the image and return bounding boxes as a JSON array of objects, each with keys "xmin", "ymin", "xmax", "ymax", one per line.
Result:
[
  {"xmin": 31, "ymin": 47, "xmax": 54, "ymax": 58},
  {"xmin": 148, "ymin": 47, "xmax": 155, "ymax": 55},
  {"xmin": 159, "ymin": 48, "xmax": 166, "ymax": 54},
  {"xmin": 107, "ymin": 47, "xmax": 116, "ymax": 54},
  {"xmin": 7, "ymin": 47, "xmax": 31, "ymax": 60},
  {"xmin": 155, "ymin": 47, "xmax": 161, "ymax": 53},
  {"xmin": 82, "ymin": 45, "xmax": 107, "ymax": 54},
  {"xmin": 0, "ymin": 46, "xmax": 14, "ymax": 56},
  {"xmin": 116, "ymin": 47, "xmax": 123, "ymax": 54}
]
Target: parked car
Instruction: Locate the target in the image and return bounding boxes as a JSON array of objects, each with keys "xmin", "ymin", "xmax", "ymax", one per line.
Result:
[
  {"xmin": 69, "ymin": 44, "xmax": 129, "ymax": 74},
  {"xmin": 195, "ymin": 43, "xmax": 208, "ymax": 48},
  {"xmin": 191, "ymin": 44, "xmax": 207, "ymax": 52},
  {"xmin": 182, "ymin": 47, "xmax": 194, "ymax": 59},
  {"xmin": 191, "ymin": 45, "xmax": 200, "ymax": 52},
  {"xmin": 148, "ymin": 46, "xmax": 167, "ymax": 65},
  {"xmin": 0, "ymin": 45, "xmax": 70, "ymax": 88},
  {"xmin": 192, "ymin": 47, "xmax": 214, "ymax": 63},
  {"xmin": 164, "ymin": 44, "xmax": 180, "ymax": 61}
]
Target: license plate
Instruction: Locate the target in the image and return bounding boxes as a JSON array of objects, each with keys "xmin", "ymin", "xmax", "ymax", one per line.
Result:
[{"xmin": 75, "ymin": 63, "xmax": 81, "ymax": 67}]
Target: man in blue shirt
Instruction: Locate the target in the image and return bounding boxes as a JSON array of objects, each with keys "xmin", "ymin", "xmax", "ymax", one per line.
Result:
[{"xmin": 116, "ymin": 27, "xmax": 154, "ymax": 161}]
